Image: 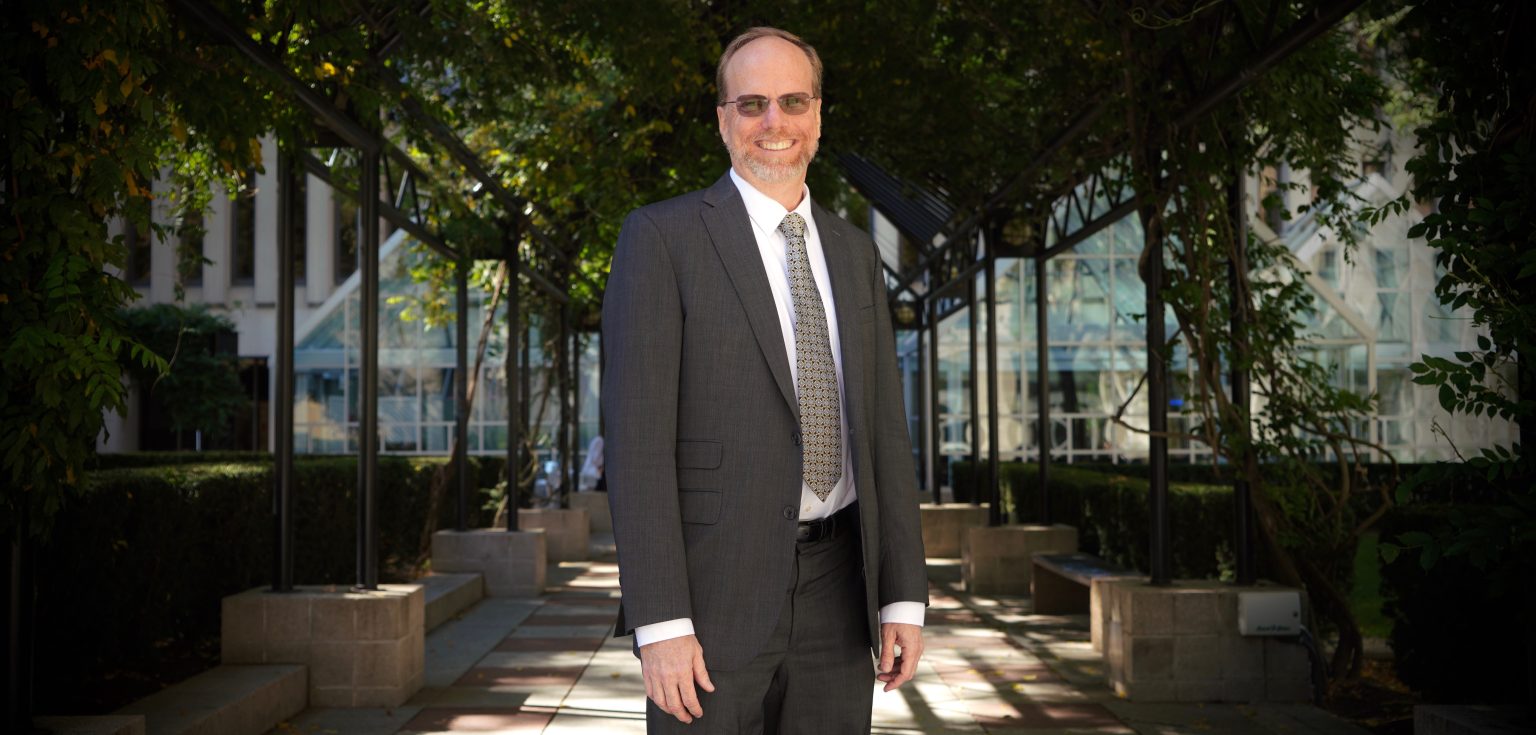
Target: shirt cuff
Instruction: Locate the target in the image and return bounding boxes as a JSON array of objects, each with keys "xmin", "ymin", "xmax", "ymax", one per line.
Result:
[
  {"xmin": 878, "ymin": 602, "xmax": 926, "ymax": 627},
  {"xmin": 634, "ymin": 617, "xmax": 696, "ymax": 647}
]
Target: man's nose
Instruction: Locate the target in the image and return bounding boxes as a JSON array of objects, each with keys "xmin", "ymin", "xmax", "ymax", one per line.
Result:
[{"xmin": 761, "ymin": 99, "xmax": 786, "ymax": 125}]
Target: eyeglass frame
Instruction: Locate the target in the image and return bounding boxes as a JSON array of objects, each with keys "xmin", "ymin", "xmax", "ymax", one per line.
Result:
[{"xmin": 719, "ymin": 93, "xmax": 820, "ymax": 117}]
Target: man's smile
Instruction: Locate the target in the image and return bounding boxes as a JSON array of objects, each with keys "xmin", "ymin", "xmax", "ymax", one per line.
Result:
[{"xmin": 756, "ymin": 139, "xmax": 795, "ymax": 151}]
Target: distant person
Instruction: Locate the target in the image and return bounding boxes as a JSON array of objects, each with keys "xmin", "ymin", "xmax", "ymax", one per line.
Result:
[
  {"xmin": 578, "ymin": 435, "xmax": 605, "ymax": 492},
  {"xmin": 602, "ymin": 26, "xmax": 929, "ymax": 734}
]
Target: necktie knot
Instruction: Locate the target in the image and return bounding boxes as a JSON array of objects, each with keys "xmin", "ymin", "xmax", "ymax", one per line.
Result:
[{"xmin": 779, "ymin": 212, "xmax": 807, "ymax": 241}]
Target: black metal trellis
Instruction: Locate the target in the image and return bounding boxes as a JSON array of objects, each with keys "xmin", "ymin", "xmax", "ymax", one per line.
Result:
[
  {"xmin": 168, "ymin": 0, "xmax": 584, "ymax": 590},
  {"xmin": 854, "ymin": 0, "xmax": 1367, "ymax": 587}
]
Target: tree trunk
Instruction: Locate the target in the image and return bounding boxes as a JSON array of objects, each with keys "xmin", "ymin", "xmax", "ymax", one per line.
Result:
[{"xmin": 417, "ymin": 263, "xmax": 509, "ymax": 557}]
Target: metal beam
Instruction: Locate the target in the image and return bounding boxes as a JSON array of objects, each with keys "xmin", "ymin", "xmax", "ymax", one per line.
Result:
[
  {"xmin": 297, "ymin": 152, "xmax": 569, "ymax": 304},
  {"xmin": 169, "ymin": 0, "xmax": 377, "ymax": 153},
  {"xmin": 357, "ymin": 149, "xmax": 381, "ymax": 590},
  {"xmin": 1036, "ymin": 253, "xmax": 1051, "ymax": 526},
  {"xmin": 890, "ymin": 0, "xmax": 1366, "ymax": 296},
  {"xmin": 274, "ymin": 151, "xmax": 296, "ymax": 593},
  {"xmin": 455, "ymin": 250, "xmax": 470, "ymax": 531},
  {"xmin": 893, "ymin": 97, "xmax": 1113, "ymax": 294}
]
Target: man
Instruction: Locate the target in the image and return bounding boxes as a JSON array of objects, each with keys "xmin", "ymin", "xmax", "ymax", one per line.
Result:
[{"xmin": 602, "ymin": 26, "xmax": 928, "ymax": 734}]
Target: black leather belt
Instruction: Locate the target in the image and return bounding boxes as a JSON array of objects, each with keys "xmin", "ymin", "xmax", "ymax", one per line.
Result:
[{"xmin": 797, "ymin": 502, "xmax": 858, "ymax": 543}]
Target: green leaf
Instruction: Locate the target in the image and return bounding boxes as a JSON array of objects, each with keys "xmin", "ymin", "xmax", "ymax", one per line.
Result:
[
  {"xmin": 1439, "ymin": 384, "xmax": 1458, "ymax": 412},
  {"xmin": 1378, "ymin": 543, "xmax": 1400, "ymax": 564}
]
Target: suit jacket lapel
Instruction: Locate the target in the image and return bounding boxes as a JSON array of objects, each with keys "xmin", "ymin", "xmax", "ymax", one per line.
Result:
[
  {"xmin": 814, "ymin": 202, "xmax": 867, "ymax": 439},
  {"xmin": 701, "ymin": 174, "xmax": 800, "ymax": 420}
]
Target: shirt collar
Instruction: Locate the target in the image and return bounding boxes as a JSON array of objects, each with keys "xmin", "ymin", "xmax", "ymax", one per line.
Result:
[{"xmin": 729, "ymin": 168, "xmax": 814, "ymax": 237}]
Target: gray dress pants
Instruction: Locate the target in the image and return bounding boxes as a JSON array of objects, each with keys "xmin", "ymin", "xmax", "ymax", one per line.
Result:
[{"xmin": 646, "ymin": 519, "xmax": 873, "ymax": 734}]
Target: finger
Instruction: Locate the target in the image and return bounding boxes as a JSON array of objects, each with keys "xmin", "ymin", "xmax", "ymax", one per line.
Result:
[
  {"xmin": 663, "ymin": 683, "xmax": 694, "ymax": 724},
  {"xmin": 693, "ymin": 651, "xmax": 716, "ymax": 693},
  {"xmin": 878, "ymin": 627, "xmax": 897, "ymax": 673},
  {"xmin": 897, "ymin": 644, "xmax": 919, "ymax": 686},
  {"xmin": 679, "ymin": 678, "xmax": 703, "ymax": 718},
  {"xmin": 881, "ymin": 655, "xmax": 903, "ymax": 690}
]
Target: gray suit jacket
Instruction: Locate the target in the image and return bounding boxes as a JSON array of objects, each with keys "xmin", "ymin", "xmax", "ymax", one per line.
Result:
[{"xmin": 601, "ymin": 173, "xmax": 927, "ymax": 672}]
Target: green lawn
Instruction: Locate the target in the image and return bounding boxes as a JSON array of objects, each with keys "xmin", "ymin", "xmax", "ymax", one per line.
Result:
[{"xmin": 1350, "ymin": 531, "xmax": 1393, "ymax": 640}]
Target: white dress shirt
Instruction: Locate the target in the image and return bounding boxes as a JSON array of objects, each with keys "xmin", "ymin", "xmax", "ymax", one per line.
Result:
[{"xmin": 633, "ymin": 170, "xmax": 924, "ymax": 647}]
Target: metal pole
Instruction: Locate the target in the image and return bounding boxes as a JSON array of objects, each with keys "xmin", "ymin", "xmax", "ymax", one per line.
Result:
[
  {"xmin": 455, "ymin": 250, "xmax": 470, "ymax": 531},
  {"xmin": 505, "ymin": 225, "xmax": 520, "ymax": 531},
  {"xmin": 570, "ymin": 328, "xmax": 582, "ymax": 501},
  {"xmin": 1147, "ymin": 215, "xmax": 1171, "ymax": 586},
  {"xmin": 928, "ymin": 299, "xmax": 942, "ymax": 504},
  {"xmin": 967, "ymin": 277, "xmax": 980, "ymax": 506},
  {"xmin": 356, "ymin": 150, "xmax": 380, "ymax": 591},
  {"xmin": 1230, "ymin": 168, "xmax": 1256, "ymax": 585},
  {"xmin": 985, "ymin": 244, "xmax": 1001, "ymax": 526},
  {"xmin": 559, "ymin": 305, "xmax": 572, "ymax": 508},
  {"xmin": 274, "ymin": 151, "xmax": 295, "ymax": 592},
  {"xmin": 1036, "ymin": 254, "xmax": 1051, "ymax": 526}
]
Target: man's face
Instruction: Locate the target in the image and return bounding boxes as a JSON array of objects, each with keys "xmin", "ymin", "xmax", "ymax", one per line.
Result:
[{"xmin": 717, "ymin": 37, "xmax": 822, "ymax": 190}]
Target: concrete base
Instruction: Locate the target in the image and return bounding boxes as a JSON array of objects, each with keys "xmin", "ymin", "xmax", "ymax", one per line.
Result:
[
  {"xmin": 920, "ymin": 503, "xmax": 990, "ymax": 558},
  {"xmin": 569, "ymin": 491, "xmax": 612, "ymax": 532},
  {"xmin": 518, "ymin": 507, "xmax": 590, "ymax": 561},
  {"xmin": 1092, "ymin": 574, "xmax": 1141, "ymax": 652},
  {"xmin": 432, "ymin": 529, "xmax": 547, "ymax": 597},
  {"xmin": 421, "ymin": 572, "xmax": 485, "ymax": 632},
  {"xmin": 960, "ymin": 524, "xmax": 1078, "ymax": 595},
  {"xmin": 1100, "ymin": 578, "xmax": 1312, "ymax": 702},
  {"xmin": 112, "ymin": 664, "xmax": 305, "ymax": 734},
  {"xmin": 221, "ymin": 586, "xmax": 424, "ymax": 708},
  {"xmin": 34, "ymin": 716, "xmax": 145, "ymax": 735},
  {"xmin": 1415, "ymin": 705, "xmax": 1533, "ymax": 735}
]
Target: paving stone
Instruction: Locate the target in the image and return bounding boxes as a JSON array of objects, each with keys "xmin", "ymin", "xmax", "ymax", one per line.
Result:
[{"xmin": 398, "ymin": 707, "xmax": 552, "ymax": 733}]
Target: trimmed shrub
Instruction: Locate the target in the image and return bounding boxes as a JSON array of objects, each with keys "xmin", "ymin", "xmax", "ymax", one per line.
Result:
[
  {"xmin": 952, "ymin": 461, "xmax": 1237, "ymax": 579},
  {"xmin": 35, "ymin": 454, "xmax": 506, "ymax": 713}
]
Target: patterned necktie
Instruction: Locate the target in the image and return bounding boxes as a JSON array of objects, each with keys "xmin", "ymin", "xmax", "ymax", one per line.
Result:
[{"xmin": 779, "ymin": 213, "xmax": 842, "ymax": 501}]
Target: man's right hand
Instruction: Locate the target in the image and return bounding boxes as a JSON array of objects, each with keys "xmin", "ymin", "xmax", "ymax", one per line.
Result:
[{"xmin": 640, "ymin": 634, "xmax": 715, "ymax": 723}]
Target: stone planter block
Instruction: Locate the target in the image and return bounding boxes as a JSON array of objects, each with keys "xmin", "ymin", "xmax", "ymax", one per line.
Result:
[
  {"xmin": 960, "ymin": 524, "xmax": 1078, "ymax": 595},
  {"xmin": 1101, "ymin": 578, "xmax": 1312, "ymax": 703},
  {"xmin": 221, "ymin": 585, "xmax": 424, "ymax": 708},
  {"xmin": 432, "ymin": 529, "xmax": 547, "ymax": 597},
  {"xmin": 919, "ymin": 503, "xmax": 990, "ymax": 558},
  {"xmin": 569, "ymin": 491, "xmax": 613, "ymax": 532},
  {"xmin": 519, "ymin": 508, "xmax": 591, "ymax": 561}
]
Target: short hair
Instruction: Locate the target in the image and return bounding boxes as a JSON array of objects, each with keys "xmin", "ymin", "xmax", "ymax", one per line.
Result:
[{"xmin": 716, "ymin": 27, "xmax": 823, "ymax": 103}]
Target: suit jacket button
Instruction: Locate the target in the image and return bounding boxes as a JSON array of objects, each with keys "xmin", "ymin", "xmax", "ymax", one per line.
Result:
[
  {"xmin": 782, "ymin": 506, "xmax": 796, "ymax": 520},
  {"xmin": 792, "ymin": 430, "xmax": 802, "ymax": 446}
]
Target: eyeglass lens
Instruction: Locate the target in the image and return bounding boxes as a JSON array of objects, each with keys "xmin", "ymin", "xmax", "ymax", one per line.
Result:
[{"xmin": 729, "ymin": 94, "xmax": 814, "ymax": 117}]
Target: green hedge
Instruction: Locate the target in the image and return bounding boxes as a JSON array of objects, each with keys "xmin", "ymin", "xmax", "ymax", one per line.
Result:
[
  {"xmin": 88, "ymin": 450, "xmax": 275, "ymax": 469},
  {"xmin": 953, "ymin": 461, "xmax": 1237, "ymax": 579},
  {"xmin": 36, "ymin": 454, "xmax": 506, "ymax": 713}
]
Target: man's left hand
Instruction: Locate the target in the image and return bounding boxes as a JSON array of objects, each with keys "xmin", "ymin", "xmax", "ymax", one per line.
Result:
[{"xmin": 876, "ymin": 622, "xmax": 923, "ymax": 691}]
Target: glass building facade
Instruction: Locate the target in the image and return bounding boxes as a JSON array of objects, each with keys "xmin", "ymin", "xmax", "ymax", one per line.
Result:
[
  {"xmin": 292, "ymin": 231, "xmax": 601, "ymax": 474},
  {"xmin": 892, "ymin": 174, "xmax": 1515, "ymax": 473}
]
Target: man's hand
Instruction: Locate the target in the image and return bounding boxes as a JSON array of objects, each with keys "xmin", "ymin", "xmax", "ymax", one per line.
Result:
[
  {"xmin": 876, "ymin": 623, "xmax": 923, "ymax": 692},
  {"xmin": 640, "ymin": 634, "xmax": 715, "ymax": 723}
]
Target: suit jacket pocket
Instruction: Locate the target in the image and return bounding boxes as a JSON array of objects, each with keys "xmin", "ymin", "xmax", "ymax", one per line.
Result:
[
  {"xmin": 678, "ymin": 489, "xmax": 722, "ymax": 525},
  {"xmin": 859, "ymin": 303, "xmax": 875, "ymax": 323},
  {"xmin": 676, "ymin": 440, "xmax": 722, "ymax": 469}
]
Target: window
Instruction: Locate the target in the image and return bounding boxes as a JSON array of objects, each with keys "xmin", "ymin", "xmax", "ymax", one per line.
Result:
[
  {"xmin": 124, "ymin": 218, "xmax": 152, "ymax": 285},
  {"xmin": 179, "ymin": 211, "xmax": 204, "ymax": 286},
  {"xmin": 233, "ymin": 169, "xmax": 257, "ymax": 284}
]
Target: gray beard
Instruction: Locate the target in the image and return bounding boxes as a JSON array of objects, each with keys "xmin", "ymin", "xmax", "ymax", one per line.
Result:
[{"xmin": 728, "ymin": 138, "xmax": 817, "ymax": 185}]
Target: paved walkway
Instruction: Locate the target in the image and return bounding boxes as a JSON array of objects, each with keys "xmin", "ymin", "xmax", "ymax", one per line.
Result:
[{"xmin": 275, "ymin": 536, "xmax": 1367, "ymax": 734}]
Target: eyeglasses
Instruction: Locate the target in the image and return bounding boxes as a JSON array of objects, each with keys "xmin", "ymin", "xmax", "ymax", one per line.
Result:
[{"xmin": 720, "ymin": 93, "xmax": 818, "ymax": 117}]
